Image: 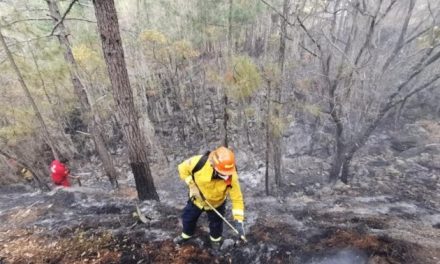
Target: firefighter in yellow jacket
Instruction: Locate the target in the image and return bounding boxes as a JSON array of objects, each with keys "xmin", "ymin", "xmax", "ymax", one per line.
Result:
[{"xmin": 174, "ymin": 146, "xmax": 245, "ymax": 247}]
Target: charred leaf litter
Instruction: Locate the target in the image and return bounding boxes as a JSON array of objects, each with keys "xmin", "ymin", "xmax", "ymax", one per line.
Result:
[{"xmin": 0, "ymin": 179, "xmax": 439, "ymax": 264}]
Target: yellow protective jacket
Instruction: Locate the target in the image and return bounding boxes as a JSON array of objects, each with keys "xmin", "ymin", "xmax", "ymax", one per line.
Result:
[{"xmin": 178, "ymin": 154, "xmax": 245, "ymax": 221}]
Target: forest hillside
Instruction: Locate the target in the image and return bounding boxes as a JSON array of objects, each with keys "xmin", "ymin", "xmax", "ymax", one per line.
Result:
[{"xmin": 0, "ymin": 0, "xmax": 439, "ymax": 263}]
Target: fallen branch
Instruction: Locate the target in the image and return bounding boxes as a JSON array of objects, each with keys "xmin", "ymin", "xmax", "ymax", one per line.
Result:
[{"xmin": 136, "ymin": 203, "xmax": 152, "ymax": 224}]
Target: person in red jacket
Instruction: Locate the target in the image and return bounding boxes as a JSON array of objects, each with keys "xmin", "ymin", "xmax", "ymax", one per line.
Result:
[{"xmin": 50, "ymin": 158, "xmax": 70, "ymax": 187}]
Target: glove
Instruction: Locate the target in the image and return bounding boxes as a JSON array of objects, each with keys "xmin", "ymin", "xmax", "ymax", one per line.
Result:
[
  {"xmin": 233, "ymin": 221, "xmax": 245, "ymax": 237},
  {"xmin": 189, "ymin": 182, "xmax": 202, "ymax": 200}
]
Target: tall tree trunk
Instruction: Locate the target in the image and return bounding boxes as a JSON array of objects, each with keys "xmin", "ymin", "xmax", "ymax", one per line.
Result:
[
  {"xmin": 328, "ymin": 86, "xmax": 345, "ymax": 184},
  {"xmin": 265, "ymin": 80, "xmax": 272, "ymax": 196},
  {"xmin": 47, "ymin": 0, "xmax": 118, "ymax": 188},
  {"xmin": 0, "ymin": 26, "xmax": 59, "ymax": 160},
  {"xmin": 227, "ymin": 0, "xmax": 233, "ymax": 57},
  {"xmin": 222, "ymin": 0, "xmax": 234, "ymax": 147},
  {"xmin": 240, "ymin": 99, "xmax": 254, "ymax": 150},
  {"xmin": 273, "ymin": 0, "xmax": 290, "ymax": 187},
  {"xmin": 307, "ymin": 115, "xmax": 321, "ymax": 155},
  {"xmin": 93, "ymin": 0, "xmax": 159, "ymax": 200},
  {"xmin": 222, "ymin": 93, "xmax": 229, "ymax": 147}
]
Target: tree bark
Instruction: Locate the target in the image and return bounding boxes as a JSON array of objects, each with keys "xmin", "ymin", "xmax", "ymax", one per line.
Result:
[
  {"xmin": 340, "ymin": 154, "xmax": 353, "ymax": 184},
  {"xmin": 329, "ymin": 143, "xmax": 345, "ymax": 183},
  {"xmin": 93, "ymin": 0, "xmax": 159, "ymax": 200},
  {"xmin": 223, "ymin": 0, "xmax": 233, "ymax": 147},
  {"xmin": 222, "ymin": 92, "xmax": 229, "ymax": 147},
  {"xmin": 273, "ymin": 0, "xmax": 290, "ymax": 187},
  {"xmin": 222, "ymin": 0, "xmax": 234, "ymax": 147},
  {"xmin": 239, "ymin": 98, "xmax": 254, "ymax": 150},
  {"xmin": 0, "ymin": 25, "xmax": 59, "ymax": 160},
  {"xmin": 47, "ymin": 0, "xmax": 118, "ymax": 188},
  {"xmin": 265, "ymin": 80, "xmax": 272, "ymax": 196},
  {"xmin": 227, "ymin": 0, "xmax": 233, "ymax": 57}
]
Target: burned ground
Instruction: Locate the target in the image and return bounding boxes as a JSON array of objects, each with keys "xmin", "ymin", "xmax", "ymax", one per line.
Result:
[{"xmin": 0, "ymin": 173, "xmax": 439, "ymax": 264}]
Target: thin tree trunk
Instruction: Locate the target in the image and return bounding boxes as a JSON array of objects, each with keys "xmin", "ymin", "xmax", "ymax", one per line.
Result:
[
  {"xmin": 265, "ymin": 80, "xmax": 272, "ymax": 196},
  {"xmin": 328, "ymin": 89, "xmax": 346, "ymax": 184},
  {"xmin": 0, "ymin": 25, "xmax": 59, "ymax": 160},
  {"xmin": 329, "ymin": 146, "xmax": 345, "ymax": 183},
  {"xmin": 240, "ymin": 99, "xmax": 254, "ymax": 150},
  {"xmin": 340, "ymin": 153, "xmax": 353, "ymax": 184},
  {"xmin": 279, "ymin": 0, "xmax": 289, "ymax": 75},
  {"xmin": 47, "ymin": 0, "xmax": 118, "ymax": 188},
  {"xmin": 93, "ymin": 0, "xmax": 159, "ymax": 200},
  {"xmin": 91, "ymin": 121, "xmax": 119, "ymax": 187},
  {"xmin": 223, "ymin": 92, "xmax": 229, "ymax": 147},
  {"xmin": 228, "ymin": 0, "xmax": 233, "ymax": 57},
  {"xmin": 307, "ymin": 116, "xmax": 321, "ymax": 155},
  {"xmin": 222, "ymin": 0, "xmax": 233, "ymax": 147},
  {"xmin": 318, "ymin": 0, "xmax": 353, "ymax": 184},
  {"xmin": 273, "ymin": 0, "xmax": 290, "ymax": 187}
]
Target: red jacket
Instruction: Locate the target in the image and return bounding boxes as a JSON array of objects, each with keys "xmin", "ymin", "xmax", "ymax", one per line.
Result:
[{"xmin": 50, "ymin": 160, "xmax": 70, "ymax": 187}]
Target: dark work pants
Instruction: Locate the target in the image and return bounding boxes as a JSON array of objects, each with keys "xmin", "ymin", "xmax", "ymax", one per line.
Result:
[{"xmin": 182, "ymin": 200, "xmax": 225, "ymax": 239}]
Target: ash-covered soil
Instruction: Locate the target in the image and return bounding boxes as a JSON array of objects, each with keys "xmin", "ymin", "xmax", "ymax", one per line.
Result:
[{"xmin": 0, "ymin": 165, "xmax": 439, "ymax": 264}]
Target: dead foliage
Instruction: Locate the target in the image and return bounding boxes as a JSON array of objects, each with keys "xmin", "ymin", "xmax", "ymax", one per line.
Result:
[
  {"xmin": 113, "ymin": 186, "xmax": 138, "ymax": 200},
  {"xmin": 141, "ymin": 240, "xmax": 215, "ymax": 264},
  {"xmin": 322, "ymin": 229, "xmax": 381, "ymax": 251},
  {"xmin": 350, "ymin": 216, "xmax": 389, "ymax": 230},
  {"xmin": 316, "ymin": 229, "xmax": 419, "ymax": 264},
  {"xmin": 249, "ymin": 218, "xmax": 301, "ymax": 246},
  {"xmin": 1, "ymin": 206, "xmax": 47, "ymax": 227},
  {"xmin": 0, "ymin": 226, "xmax": 224, "ymax": 264},
  {"xmin": 0, "ymin": 228, "xmax": 119, "ymax": 264},
  {"xmin": 418, "ymin": 120, "xmax": 440, "ymax": 142}
]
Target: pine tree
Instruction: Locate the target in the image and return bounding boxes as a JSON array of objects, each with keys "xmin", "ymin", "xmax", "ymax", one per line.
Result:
[{"xmin": 93, "ymin": 0, "xmax": 159, "ymax": 200}]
